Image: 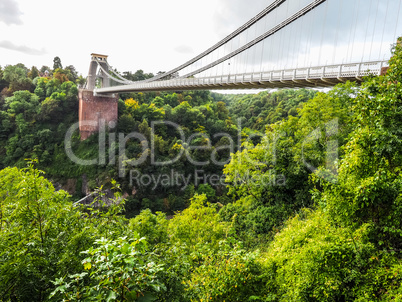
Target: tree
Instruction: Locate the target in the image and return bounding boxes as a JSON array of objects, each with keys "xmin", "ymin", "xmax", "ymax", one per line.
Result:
[
  {"xmin": 64, "ymin": 65, "xmax": 78, "ymax": 82},
  {"xmin": 0, "ymin": 66, "xmax": 9, "ymax": 93},
  {"xmin": 53, "ymin": 68, "xmax": 69, "ymax": 83},
  {"xmin": 39, "ymin": 65, "xmax": 51, "ymax": 77},
  {"xmin": 52, "ymin": 56, "xmax": 62, "ymax": 70},
  {"xmin": 0, "ymin": 164, "xmax": 78, "ymax": 301},
  {"xmin": 183, "ymin": 243, "xmax": 264, "ymax": 301},
  {"xmin": 168, "ymin": 194, "xmax": 229, "ymax": 249},
  {"xmin": 28, "ymin": 66, "xmax": 39, "ymax": 79},
  {"xmin": 5, "ymin": 90, "xmax": 39, "ymax": 119},
  {"xmin": 320, "ymin": 43, "xmax": 402, "ymax": 250},
  {"xmin": 122, "ymin": 69, "xmax": 154, "ymax": 82},
  {"xmin": 0, "ymin": 163, "xmax": 133, "ymax": 301},
  {"xmin": 2, "ymin": 64, "xmax": 32, "ymax": 93},
  {"xmin": 76, "ymin": 75, "xmax": 87, "ymax": 88},
  {"xmin": 196, "ymin": 183, "xmax": 216, "ymax": 200},
  {"xmin": 262, "ymin": 209, "xmax": 379, "ymax": 301}
]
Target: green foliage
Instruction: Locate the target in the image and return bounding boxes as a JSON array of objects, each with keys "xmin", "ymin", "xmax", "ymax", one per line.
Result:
[
  {"xmin": 122, "ymin": 70, "xmax": 154, "ymax": 82},
  {"xmin": 50, "ymin": 236, "xmax": 165, "ymax": 301},
  {"xmin": 221, "ymin": 81, "xmax": 356, "ymax": 246},
  {"xmin": 129, "ymin": 209, "xmax": 168, "ymax": 245},
  {"xmin": 219, "ymin": 202, "xmax": 288, "ymax": 246},
  {"xmin": 262, "ymin": 209, "xmax": 402, "ymax": 301},
  {"xmin": 0, "ymin": 163, "xmax": 80, "ymax": 301},
  {"xmin": 28, "ymin": 66, "xmax": 40, "ymax": 79},
  {"xmin": 5, "ymin": 90, "xmax": 40, "ymax": 118},
  {"xmin": 1, "ymin": 63, "xmax": 33, "ymax": 93},
  {"xmin": 293, "ymin": 82, "xmax": 355, "ymax": 168},
  {"xmin": 254, "ymin": 42, "xmax": 402, "ymax": 302},
  {"xmin": 116, "ymin": 90, "xmax": 236, "ymax": 215},
  {"xmin": 168, "ymin": 194, "xmax": 230, "ymax": 249},
  {"xmin": 184, "ymin": 243, "xmax": 265, "ymax": 301},
  {"xmin": 318, "ymin": 42, "xmax": 402, "ymax": 251},
  {"xmin": 2, "ymin": 45, "xmax": 402, "ymax": 302},
  {"xmin": 0, "ymin": 164, "xmax": 131, "ymax": 301},
  {"xmin": 53, "ymin": 56, "xmax": 63, "ymax": 70},
  {"xmin": 227, "ymin": 89, "xmax": 317, "ymax": 131},
  {"xmin": 196, "ymin": 183, "xmax": 216, "ymax": 200},
  {"xmin": 0, "ymin": 70, "xmax": 79, "ymax": 176},
  {"xmin": 263, "ymin": 210, "xmax": 368, "ymax": 301}
]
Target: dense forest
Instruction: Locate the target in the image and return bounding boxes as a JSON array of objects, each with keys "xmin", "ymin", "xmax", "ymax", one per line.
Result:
[
  {"xmin": 0, "ymin": 58, "xmax": 316, "ymax": 217},
  {"xmin": 0, "ymin": 40, "xmax": 402, "ymax": 301}
]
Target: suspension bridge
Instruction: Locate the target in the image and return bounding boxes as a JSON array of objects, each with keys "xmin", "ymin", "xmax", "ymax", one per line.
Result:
[
  {"xmin": 87, "ymin": 0, "xmax": 402, "ymax": 94},
  {"xmin": 79, "ymin": 0, "xmax": 402, "ymax": 138}
]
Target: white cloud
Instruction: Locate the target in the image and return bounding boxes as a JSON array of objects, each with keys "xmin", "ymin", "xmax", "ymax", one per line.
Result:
[
  {"xmin": 0, "ymin": 0, "xmax": 23, "ymax": 25},
  {"xmin": 0, "ymin": 0, "xmax": 267, "ymax": 74},
  {"xmin": 0, "ymin": 40, "xmax": 46, "ymax": 56}
]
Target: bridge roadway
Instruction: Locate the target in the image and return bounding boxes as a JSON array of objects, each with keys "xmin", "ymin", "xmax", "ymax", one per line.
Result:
[{"xmin": 95, "ymin": 60, "xmax": 388, "ymax": 94}]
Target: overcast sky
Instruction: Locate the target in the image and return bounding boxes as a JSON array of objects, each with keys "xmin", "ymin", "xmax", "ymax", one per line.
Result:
[
  {"xmin": 1, "ymin": 0, "xmax": 401, "ymax": 79},
  {"xmin": 0, "ymin": 0, "xmax": 269, "ymax": 76}
]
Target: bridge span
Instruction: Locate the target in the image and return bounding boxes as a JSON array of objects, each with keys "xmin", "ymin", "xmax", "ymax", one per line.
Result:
[
  {"xmin": 79, "ymin": 0, "xmax": 402, "ymax": 138},
  {"xmin": 95, "ymin": 60, "xmax": 389, "ymax": 94},
  {"xmin": 87, "ymin": 0, "xmax": 400, "ymax": 94}
]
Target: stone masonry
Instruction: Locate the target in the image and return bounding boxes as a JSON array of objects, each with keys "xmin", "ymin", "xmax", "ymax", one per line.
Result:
[{"xmin": 79, "ymin": 89, "xmax": 118, "ymax": 140}]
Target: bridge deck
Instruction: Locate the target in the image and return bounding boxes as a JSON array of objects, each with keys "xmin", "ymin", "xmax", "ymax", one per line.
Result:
[{"xmin": 95, "ymin": 61, "xmax": 388, "ymax": 94}]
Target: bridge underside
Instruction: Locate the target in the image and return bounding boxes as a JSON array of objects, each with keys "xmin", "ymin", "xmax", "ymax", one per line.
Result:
[
  {"xmin": 97, "ymin": 77, "xmax": 355, "ymax": 94},
  {"xmin": 95, "ymin": 61, "xmax": 388, "ymax": 94}
]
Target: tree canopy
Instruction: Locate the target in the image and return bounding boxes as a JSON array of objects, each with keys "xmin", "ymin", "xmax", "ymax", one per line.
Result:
[{"xmin": 1, "ymin": 45, "xmax": 402, "ymax": 301}]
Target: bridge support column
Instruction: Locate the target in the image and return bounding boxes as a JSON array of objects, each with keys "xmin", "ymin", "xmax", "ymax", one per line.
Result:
[
  {"xmin": 79, "ymin": 89, "xmax": 118, "ymax": 140},
  {"xmin": 86, "ymin": 53, "xmax": 111, "ymax": 90}
]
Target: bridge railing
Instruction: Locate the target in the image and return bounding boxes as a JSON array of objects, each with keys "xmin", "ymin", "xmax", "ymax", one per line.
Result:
[
  {"xmin": 196, "ymin": 61, "xmax": 388, "ymax": 84},
  {"xmin": 96, "ymin": 60, "xmax": 389, "ymax": 93}
]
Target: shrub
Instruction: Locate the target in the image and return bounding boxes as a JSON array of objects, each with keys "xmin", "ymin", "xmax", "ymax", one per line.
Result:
[
  {"xmin": 128, "ymin": 209, "xmax": 168, "ymax": 245},
  {"xmin": 50, "ymin": 236, "xmax": 165, "ymax": 301},
  {"xmin": 184, "ymin": 242, "xmax": 265, "ymax": 301},
  {"xmin": 262, "ymin": 209, "xmax": 378, "ymax": 301}
]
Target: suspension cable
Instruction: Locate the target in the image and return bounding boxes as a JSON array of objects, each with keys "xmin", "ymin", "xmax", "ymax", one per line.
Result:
[
  {"xmin": 393, "ymin": 0, "xmax": 401, "ymax": 47},
  {"xmin": 361, "ymin": 0, "xmax": 373, "ymax": 61},
  {"xmin": 180, "ymin": 0, "xmax": 328, "ymax": 79},
  {"xmin": 104, "ymin": 61, "xmax": 134, "ymax": 84},
  {"xmin": 332, "ymin": 0, "xmax": 342, "ymax": 64},
  {"xmin": 346, "ymin": 0, "xmax": 357, "ymax": 63},
  {"xmin": 304, "ymin": 3, "xmax": 314, "ymax": 67},
  {"xmin": 379, "ymin": 0, "xmax": 390, "ymax": 60},
  {"xmin": 94, "ymin": 60, "xmax": 131, "ymax": 85},
  {"xmin": 141, "ymin": 0, "xmax": 287, "ymax": 83},
  {"xmin": 318, "ymin": 0, "xmax": 329, "ymax": 66},
  {"xmin": 369, "ymin": 0, "xmax": 381, "ymax": 60}
]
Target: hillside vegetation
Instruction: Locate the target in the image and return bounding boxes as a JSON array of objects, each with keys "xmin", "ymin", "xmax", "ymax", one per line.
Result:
[{"xmin": 0, "ymin": 43, "xmax": 401, "ymax": 301}]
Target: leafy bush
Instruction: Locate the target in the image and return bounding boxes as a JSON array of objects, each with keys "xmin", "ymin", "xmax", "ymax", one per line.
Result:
[
  {"xmin": 184, "ymin": 242, "xmax": 265, "ymax": 301},
  {"xmin": 318, "ymin": 42, "xmax": 402, "ymax": 250},
  {"xmin": 168, "ymin": 194, "xmax": 230, "ymax": 249},
  {"xmin": 262, "ymin": 209, "xmax": 378, "ymax": 301},
  {"xmin": 0, "ymin": 163, "xmax": 131, "ymax": 301},
  {"xmin": 128, "ymin": 209, "xmax": 168, "ymax": 245},
  {"xmin": 0, "ymin": 163, "xmax": 84, "ymax": 301},
  {"xmin": 50, "ymin": 236, "xmax": 165, "ymax": 301},
  {"xmin": 219, "ymin": 202, "xmax": 288, "ymax": 247}
]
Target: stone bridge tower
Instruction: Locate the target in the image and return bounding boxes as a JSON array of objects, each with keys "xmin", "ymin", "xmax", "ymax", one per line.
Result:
[{"xmin": 79, "ymin": 54, "xmax": 119, "ymax": 140}]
